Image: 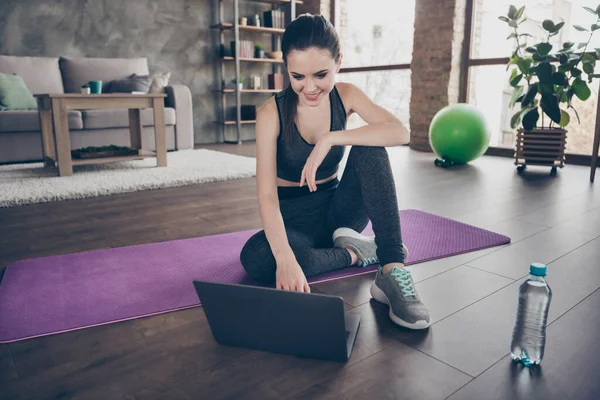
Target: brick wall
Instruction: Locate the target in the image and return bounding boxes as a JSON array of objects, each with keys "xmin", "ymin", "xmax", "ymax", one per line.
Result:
[{"xmin": 409, "ymin": 0, "xmax": 467, "ymax": 152}]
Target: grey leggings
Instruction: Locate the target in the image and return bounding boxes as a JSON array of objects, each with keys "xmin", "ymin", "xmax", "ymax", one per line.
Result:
[{"xmin": 240, "ymin": 146, "xmax": 405, "ymax": 283}]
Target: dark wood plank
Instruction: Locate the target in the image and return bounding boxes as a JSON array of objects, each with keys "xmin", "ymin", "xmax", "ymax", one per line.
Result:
[
  {"xmin": 515, "ymin": 188, "xmax": 600, "ymax": 227},
  {"xmin": 483, "ymin": 219, "xmax": 549, "ymax": 242},
  {"xmin": 4, "ymin": 308, "xmax": 252, "ymax": 400},
  {"xmin": 0, "ymin": 344, "xmax": 19, "ymax": 383},
  {"xmin": 291, "ymin": 340, "xmax": 471, "ymax": 400},
  {"xmin": 448, "ymin": 288, "xmax": 600, "ymax": 400},
  {"xmin": 466, "ymin": 224, "xmax": 598, "ymax": 279},
  {"xmin": 415, "ymin": 266, "xmax": 514, "ymax": 323},
  {"xmin": 554, "ymin": 206, "xmax": 600, "ymax": 236},
  {"xmin": 408, "ymin": 237, "xmax": 600, "ymax": 377}
]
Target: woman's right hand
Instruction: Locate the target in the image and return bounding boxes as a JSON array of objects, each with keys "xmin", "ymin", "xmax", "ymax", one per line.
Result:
[{"xmin": 276, "ymin": 257, "xmax": 311, "ymax": 293}]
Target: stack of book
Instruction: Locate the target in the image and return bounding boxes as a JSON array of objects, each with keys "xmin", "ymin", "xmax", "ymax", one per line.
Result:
[
  {"xmin": 230, "ymin": 40, "xmax": 255, "ymax": 58},
  {"xmin": 263, "ymin": 10, "xmax": 285, "ymax": 29}
]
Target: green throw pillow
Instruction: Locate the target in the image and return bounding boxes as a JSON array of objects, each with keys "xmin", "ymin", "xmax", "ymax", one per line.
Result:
[{"xmin": 0, "ymin": 73, "xmax": 38, "ymax": 111}]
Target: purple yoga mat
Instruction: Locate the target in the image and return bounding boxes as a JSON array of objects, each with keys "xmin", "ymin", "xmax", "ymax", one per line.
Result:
[{"xmin": 0, "ymin": 210, "xmax": 509, "ymax": 343}]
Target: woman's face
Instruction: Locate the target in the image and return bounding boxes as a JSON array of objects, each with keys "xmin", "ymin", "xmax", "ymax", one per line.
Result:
[{"xmin": 286, "ymin": 47, "xmax": 342, "ymax": 107}]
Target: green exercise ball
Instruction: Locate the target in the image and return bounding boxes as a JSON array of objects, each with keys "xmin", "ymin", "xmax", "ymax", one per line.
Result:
[{"xmin": 429, "ymin": 103, "xmax": 490, "ymax": 164}]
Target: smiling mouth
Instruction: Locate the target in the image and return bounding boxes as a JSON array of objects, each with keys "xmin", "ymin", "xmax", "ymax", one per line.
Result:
[{"xmin": 304, "ymin": 91, "xmax": 322, "ymax": 100}]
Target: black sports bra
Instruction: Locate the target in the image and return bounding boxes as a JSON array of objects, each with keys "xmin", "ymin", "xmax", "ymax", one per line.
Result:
[{"xmin": 274, "ymin": 85, "xmax": 347, "ymax": 182}]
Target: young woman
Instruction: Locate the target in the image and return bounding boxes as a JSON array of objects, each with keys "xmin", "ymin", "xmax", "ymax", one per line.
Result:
[{"xmin": 239, "ymin": 14, "xmax": 431, "ymax": 329}]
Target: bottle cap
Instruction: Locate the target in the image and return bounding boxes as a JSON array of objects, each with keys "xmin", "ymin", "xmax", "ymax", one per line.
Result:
[{"xmin": 530, "ymin": 263, "xmax": 547, "ymax": 276}]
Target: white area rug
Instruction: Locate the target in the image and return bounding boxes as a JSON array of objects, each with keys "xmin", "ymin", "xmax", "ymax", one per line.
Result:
[{"xmin": 0, "ymin": 149, "xmax": 256, "ymax": 208}]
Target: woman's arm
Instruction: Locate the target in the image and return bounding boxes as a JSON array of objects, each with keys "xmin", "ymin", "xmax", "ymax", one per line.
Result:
[
  {"xmin": 327, "ymin": 82, "xmax": 409, "ymax": 147},
  {"xmin": 255, "ymin": 98, "xmax": 296, "ymax": 262},
  {"xmin": 255, "ymin": 98, "xmax": 311, "ymax": 292}
]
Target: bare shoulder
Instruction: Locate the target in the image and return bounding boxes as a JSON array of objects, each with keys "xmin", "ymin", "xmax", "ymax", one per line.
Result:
[
  {"xmin": 334, "ymin": 82, "xmax": 360, "ymax": 115},
  {"xmin": 256, "ymin": 96, "xmax": 279, "ymax": 138}
]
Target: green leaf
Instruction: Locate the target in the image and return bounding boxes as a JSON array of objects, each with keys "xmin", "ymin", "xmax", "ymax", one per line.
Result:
[
  {"xmin": 507, "ymin": 33, "xmax": 518, "ymax": 39},
  {"xmin": 558, "ymin": 64, "xmax": 571, "ymax": 73},
  {"xmin": 563, "ymin": 42, "xmax": 575, "ymax": 49},
  {"xmin": 541, "ymin": 94, "xmax": 562, "ymax": 124},
  {"xmin": 559, "ymin": 91, "xmax": 568, "ymax": 102},
  {"xmin": 523, "ymin": 107, "xmax": 540, "ymax": 131},
  {"xmin": 508, "ymin": 5, "xmax": 518, "ymax": 19},
  {"xmin": 536, "ymin": 62, "xmax": 553, "ymax": 83},
  {"xmin": 573, "ymin": 78, "xmax": 592, "ymax": 100},
  {"xmin": 552, "ymin": 72, "xmax": 568, "ymax": 86},
  {"xmin": 520, "ymin": 33, "xmax": 533, "ymax": 38},
  {"xmin": 572, "ymin": 68, "xmax": 583, "ymax": 77},
  {"xmin": 574, "ymin": 25, "xmax": 589, "ymax": 32},
  {"xmin": 517, "ymin": 58, "xmax": 532, "ymax": 74},
  {"xmin": 597, "ymin": 4, "xmax": 600, "ymax": 15},
  {"xmin": 559, "ymin": 109, "xmax": 570, "ymax": 127},
  {"xmin": 583, "ymin": 6, "xmax": 597, "ymax": 15},
  {"xmin": 515, "ymin": 6, "xmax": 526, "ymax": 20},
  {"xmin": 582, "ymin": 54, "xmax": 596, "ymax": 64},
  {"xmin": 522, "ymin": 83, "xmax": 538, "ymax": 106},
  {"xmin": 509, "ymin": 19, "xmax": 518, "ymax": 28},
  {"xmin": 510, "ymin": 73, "xmax": 523, "ymax": 87},
  {"xmin": 498, "ymin": 16, "xmax": 509, "ymax": 22},
  {"xmin": 551, "ymin": 22, "xmax": 565, "ymax": 33},
  {"xmin": 510, "ymin": 107, "xmax": 533, "ymax": 129},
  {"xmin": 542, "ymin": 20, "xmax": 555, "ymax": 31},
  {"xmin": 509, "ymin": 85, "xmax": 525, "ymax": 108},
  {"xmin": 536, "ymin": 42, "xmax": 552, "ymax": 56},
  {"xmin": 525, "ymin": 46, "xmax": 537, "ymax": 53},
  {"xmin": 593, "ymin": 24, "xmax": 600, "ymax": 31},
  {"xmin": 583, "ymin": 62, "xmax": 595, "ymax": 74},
  {"xmin": 595, "ymin": 48, "xmax": 600, "ymax": 58},
  {"xmin": 559, "ymin": 53, "xmax": 569, "ymax": 64},
  {"xmin": 578, "ymin": 43, "xmax": 588, "ymax": 49}
]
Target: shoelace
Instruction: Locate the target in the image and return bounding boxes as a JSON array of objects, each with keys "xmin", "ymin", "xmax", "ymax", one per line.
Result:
[
  {"xmin": 390, "ymin": 267, "xmax": 416, "ymax": 297},
  {"xmin": 360, "ymin": 256, "xmax": 378, "ymax": 266}
]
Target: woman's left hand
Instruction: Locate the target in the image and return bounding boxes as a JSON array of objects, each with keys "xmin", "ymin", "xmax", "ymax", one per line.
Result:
[{"xmin": 299, "ymin": 134, "xmax": 333, "ymax": 192}]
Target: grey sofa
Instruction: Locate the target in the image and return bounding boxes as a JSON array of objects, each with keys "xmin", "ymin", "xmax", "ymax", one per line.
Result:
[{"xmin": 0, "ymin": 55, "xmax": 194, "ymax": 164}]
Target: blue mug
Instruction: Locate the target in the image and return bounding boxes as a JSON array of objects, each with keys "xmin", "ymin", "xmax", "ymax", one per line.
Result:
[{"xmin": 88, "ymin": 80, "xmax": 102, "ymax": 94}]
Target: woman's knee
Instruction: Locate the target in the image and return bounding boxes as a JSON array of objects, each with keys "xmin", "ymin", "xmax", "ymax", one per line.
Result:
[{"xmin": 240, "ymin": 233, "xmax": 276, "ymax": 283}]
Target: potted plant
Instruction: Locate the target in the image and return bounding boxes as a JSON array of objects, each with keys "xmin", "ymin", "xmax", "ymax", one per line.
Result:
[
  {"xmin": 255, "ymin": 43, "xmax": 265, "ymax": 59},
  {"xmin": 81, "ymin": 83, "xmax": 90, "ymax": 94},
  {"xmin": 499, "ymin": 4, "xmax": 600, "ymax": 175},
  {"xmin": 232, "ymin": 77, "xmax": 245, "ymax": 91}
]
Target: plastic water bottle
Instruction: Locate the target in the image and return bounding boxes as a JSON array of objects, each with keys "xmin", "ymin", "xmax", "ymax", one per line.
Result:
[{"xmin": 510, "ymin": 263, "xmax": 552, "ymax": 366}]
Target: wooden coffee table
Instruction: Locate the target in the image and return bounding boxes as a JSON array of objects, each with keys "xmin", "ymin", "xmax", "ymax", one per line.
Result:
[{"xmin": 36, "ymin": 93, "xmax": 168, "ymax": 177}]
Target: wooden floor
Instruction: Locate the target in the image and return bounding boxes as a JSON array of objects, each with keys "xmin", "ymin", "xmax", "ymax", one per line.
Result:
[{"xmin": 1, "ymin": 143, "xmax": 599, "ymax": 400}]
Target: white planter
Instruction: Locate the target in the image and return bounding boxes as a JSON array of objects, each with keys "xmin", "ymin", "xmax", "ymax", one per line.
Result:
[
  {"xmin": 237, "ymin": 83, "xmax": 244, "ymax": 91},
  {"xmin": 81, "ymin": 87, "xmax": 91, "ymax": 94}
]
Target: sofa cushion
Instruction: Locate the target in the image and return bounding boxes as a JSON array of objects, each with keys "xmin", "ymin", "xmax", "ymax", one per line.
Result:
[
  {"xmin": 107, "ymin": 74, "xmax": 154, "ymax": 93},
  {"xmin": 0, "ymin": 110, "xmax": 83, "ymax": 133},
  {"xmin": 0, "ymin": 55, "xmax": 64, "ymax": 94},
  {"xmin": 60, "ymin": 57, "xmax": 150, "ymax": 93},
  {"xmin": 81, "ymin": 108, "xmax": 176, "ymax": 130},
  {"xmin": 0, "ymin": 73, "xmax": 38, "ymax": 110}
]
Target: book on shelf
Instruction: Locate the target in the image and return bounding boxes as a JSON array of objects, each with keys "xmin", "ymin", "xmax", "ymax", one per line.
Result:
[{"xmin": 263, "ymin": 10, "xmax": 285, "ymax": 29}]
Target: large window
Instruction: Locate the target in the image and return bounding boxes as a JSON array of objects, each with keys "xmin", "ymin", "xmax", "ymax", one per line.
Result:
[
  {"xmin": 469, "ymin": 0, "xmax": 600, "ymax": 155},
  {"xmin": 336, "ymin": 0, "xmax": 415, "ymax": 67},
  {"xmin": 338, "ymin": 70, "xmax": 411, "ymax": 130},
  {"xmin": 335, "ymin": 0, "xmax": 415, "ymax": 130}
]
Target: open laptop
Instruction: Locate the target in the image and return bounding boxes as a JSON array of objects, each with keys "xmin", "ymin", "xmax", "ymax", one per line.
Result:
[{"xmin": 193, "ymin": 280, "xmax": 360, "ymax": 362}]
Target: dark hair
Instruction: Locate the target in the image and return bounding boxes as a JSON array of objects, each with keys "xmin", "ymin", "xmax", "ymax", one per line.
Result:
[{"xmin": 280, "ymin": 14, "xmax": 341, "ymax": 144}]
